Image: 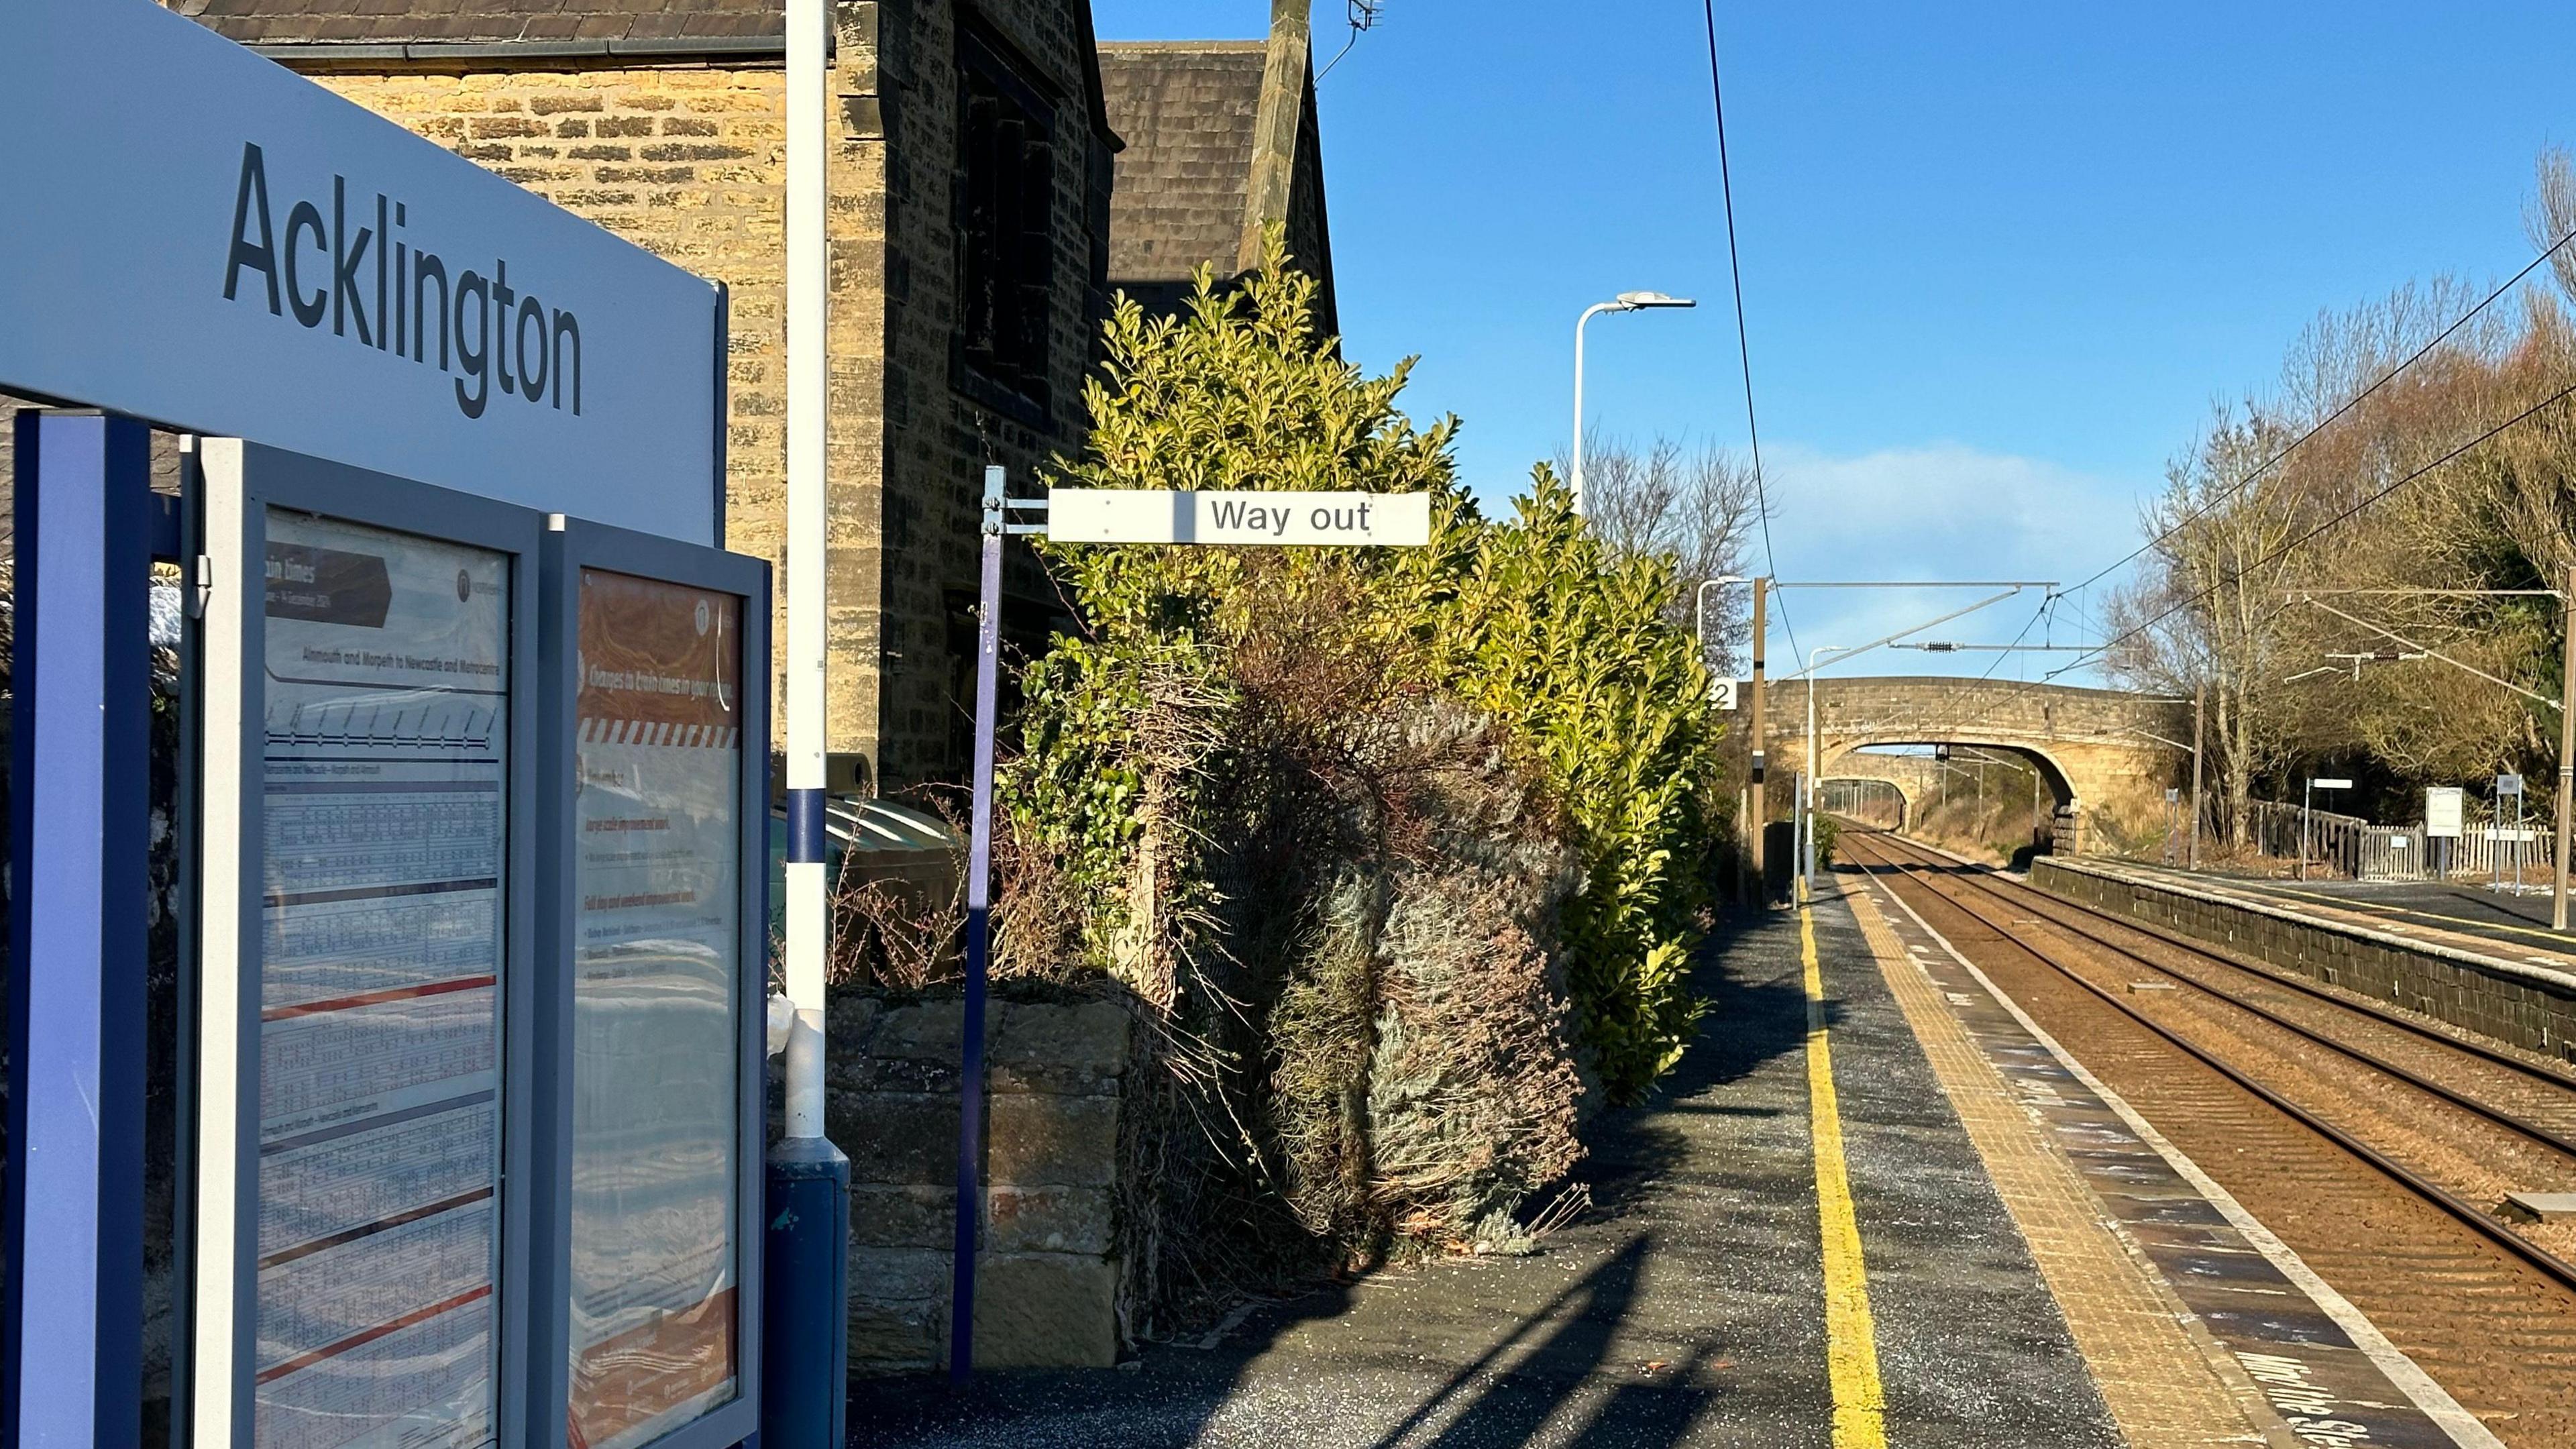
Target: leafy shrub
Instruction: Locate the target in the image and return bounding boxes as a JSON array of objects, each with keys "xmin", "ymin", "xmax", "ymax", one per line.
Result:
[{"xmin": 1003, "ymin": 244, "xmax": 1727, "ymax": 1307}]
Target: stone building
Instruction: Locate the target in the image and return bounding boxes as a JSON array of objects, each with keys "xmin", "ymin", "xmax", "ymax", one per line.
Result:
[
  {"xmin": 28, "ymin": 0, "xmax": 1347, "ymax": 796},
  {"xmin": 182, "ymin": 0, "xmax": 1123, "ymax": 792},
  {"xmin": 1095, "ymin": 7, "xmax": 1337, "ymax": 329}
]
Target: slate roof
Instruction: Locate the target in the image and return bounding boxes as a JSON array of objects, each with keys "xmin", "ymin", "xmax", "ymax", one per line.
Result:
[
  {"xmin": 1095, "ymin": 42, "xmax": 1265, "ymax": 290},
  {"xmin": 180, "ymin": 0, "xmax": 783, "ymax": 48}
]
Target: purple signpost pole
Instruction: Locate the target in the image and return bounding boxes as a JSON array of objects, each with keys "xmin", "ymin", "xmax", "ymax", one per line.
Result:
[
  {"xmin": 2, "ymin": 410, "xmax": 152, "ymax": 1449},
  {"xmin": 949, "ymin": 466, "xmax": 1008, "ymax": 1383},
  {"xmin": 948, "ymin": 466, "xmax": 1050, "ymax": 1382}
]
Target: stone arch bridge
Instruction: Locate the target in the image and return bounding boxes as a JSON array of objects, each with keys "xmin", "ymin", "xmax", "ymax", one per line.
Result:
[{"xmin": 1727, "ymin": 676, "xmax": 2189, "ymax": 854}]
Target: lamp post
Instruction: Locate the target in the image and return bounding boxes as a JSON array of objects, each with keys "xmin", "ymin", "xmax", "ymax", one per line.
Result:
[
  {"xmin": 765, "ymin": 0, "xmax": 849, "ymax": 1436},
  {"xmin": 1572, "ymin": 290, "xmax": 1695, "ymax": 516},
  {"xmin": 1695, "ymin": 574, "xmax": 1747, "ymax": 672}
]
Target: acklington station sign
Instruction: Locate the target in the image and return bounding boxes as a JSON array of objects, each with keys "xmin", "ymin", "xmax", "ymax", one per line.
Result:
[
  {"xmin": 0, "ymin": 4, "xmax": 763, "ymax": 1447},
  {"xmin": 0, "ymin": 0, "xmax": 723, "ymax": 545}
]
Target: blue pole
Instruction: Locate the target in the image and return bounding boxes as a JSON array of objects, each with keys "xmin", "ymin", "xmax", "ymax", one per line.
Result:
[
  {"xmin": 949, "ymin": 467, "xmax": 1004, "ymax": 1383},
  {"xmin": 1, "ymin": 410, "xmax": 152, "ymax": 1449},
  {"xmin": 761, "ymin": 1135, "xmax": 848, "ymax": 1448},
  {"xmin": 764, "ymin": 726, "xmax": 847, "ymax": 1449},
  {"xmin": 764, "ymin": 520, "xmax": 849, "ymax": 1442}
]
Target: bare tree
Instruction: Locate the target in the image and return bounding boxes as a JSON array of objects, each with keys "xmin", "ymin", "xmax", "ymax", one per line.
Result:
[
  {"xmin": 2106, "ymin": 403, "xmax": 2328, "ymax": 846},
  {"xmin": 1566, "ymin": 435, "xmax": 1766, "ymax": 675}
]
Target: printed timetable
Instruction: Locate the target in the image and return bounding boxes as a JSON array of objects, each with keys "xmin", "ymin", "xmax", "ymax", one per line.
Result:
[{"xmin": 253, "ymin": 511, "xmax": 511, "ymax": 1449}]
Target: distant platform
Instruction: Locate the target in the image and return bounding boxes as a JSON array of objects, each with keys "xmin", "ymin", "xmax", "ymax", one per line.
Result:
[{"xmin": 2111, "ymin": 862, "xmax": 2576, "ymax": 967}]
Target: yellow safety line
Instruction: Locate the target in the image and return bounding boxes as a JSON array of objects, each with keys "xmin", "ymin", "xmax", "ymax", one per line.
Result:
[{"xmin": 1803, "ymin": 904, "xmax": 1887, "ymax": 1448}]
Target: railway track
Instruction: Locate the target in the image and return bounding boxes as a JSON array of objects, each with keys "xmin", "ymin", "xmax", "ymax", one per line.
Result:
[{"xmin": 1840, "ymin": 826, "xmax": 2576, "ymax": 1446}]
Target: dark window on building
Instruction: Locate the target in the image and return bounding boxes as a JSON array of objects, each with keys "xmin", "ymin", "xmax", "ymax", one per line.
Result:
[{"xmin": 956, "ymin": 30, "xmax": 1056, "ymax": 417}]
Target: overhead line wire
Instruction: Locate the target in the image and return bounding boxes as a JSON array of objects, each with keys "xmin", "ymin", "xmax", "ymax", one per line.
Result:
[
  {"xmin": 1886, "ymin": 376, "xmax": 2576, "ymax": 761},
  {"xmin": 2066, "ymin": 223, "xmax": 2576, "ymax": 600},
  {"xmin": 1700, "ymin": 0, "xmax": 1798, "ymax": 662},
  {"xmin": 1904, "ymin": 231, "xmax": 2576, "ymax": 754},
  {"xmin": 2045, "ymin": 380, "xmax": 2576, "ymax": 689}
]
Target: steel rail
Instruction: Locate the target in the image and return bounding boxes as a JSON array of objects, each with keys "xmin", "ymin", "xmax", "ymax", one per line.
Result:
[
  {"xmin": 1957, "ymin": 849, "xmax": 2576, "ymax": 1095},
  {"xmin": 1855, "ymin": 833, "xmax": 2576, "ymax": 1160},
  {"xmin": 1843, "ymin": 830, "xmax": 2576, "ymax": 1298}
]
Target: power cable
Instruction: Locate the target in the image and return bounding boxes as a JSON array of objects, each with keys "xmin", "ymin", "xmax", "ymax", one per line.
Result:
[
  {"xmin": 1900, "ymin": 231, "xmax": 2576, "ymax": 750},
  {"xmin": 2042, "ymin": 377, "xmax": 2576, "ymax": 686},
  {"xmin": 1894, "ymin": 374, "xmax": 2576, "ymax": 757},
  {"xmin": 2066, "ymin": 223, "xmax": 2576, "ymax": 600},
  {"xmin": 1700, "ymin": 0, "xmax": 1796, "ymax": 662}
]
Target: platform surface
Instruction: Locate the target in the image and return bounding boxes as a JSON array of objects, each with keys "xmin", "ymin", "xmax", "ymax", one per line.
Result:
[
  {"xmin": 841, "ymin": 888, "xmax": 2481, "ymax": 1447},
  {"xmin": 2110, "ymin": 861, "xmax": 2576, "ymax": 968}
]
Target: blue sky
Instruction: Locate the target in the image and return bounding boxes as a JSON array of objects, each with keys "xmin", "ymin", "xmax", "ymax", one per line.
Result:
[{"xmin": 1094, "ymin": 2, "xmax": 2576, "ymax": 678}]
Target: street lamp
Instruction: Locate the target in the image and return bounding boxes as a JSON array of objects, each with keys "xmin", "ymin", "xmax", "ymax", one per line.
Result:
[
  {"xmin": 1572, "ymin": 290, "xmax": 1696, "ymax": 517},
  {"xmin": 1695, "ymin": 574, "xmax": 1747, "ymax": 664}
]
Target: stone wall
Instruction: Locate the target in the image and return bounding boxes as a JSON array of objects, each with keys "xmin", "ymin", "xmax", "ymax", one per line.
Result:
[
  {"xmin": 296, "ymin": 62, "xmax": 825, "ymax": 743},
  {"xmin": 826, "ymin": 990, "xmax": 1130, "ymax": 1372},
  {"xmin": 1735, "ymin": 676, "xmax": 2186, "ymax": 852},
  {"xmin": 863, "ymin": 0, "xmax": 1113, "ymax": 789},
  {"xmin": 290, "ymin": 0, "xmax": 1116, "ymax": 792},
  {"xmin": 2033, "ymin": 856, "xmax": 2576, "ymax": 1061}
]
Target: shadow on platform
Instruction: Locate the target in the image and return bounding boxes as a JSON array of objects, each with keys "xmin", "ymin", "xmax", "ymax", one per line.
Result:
[{"xmin": 842, "ymin": 904, "xmax": 1816, "ymax": 1449}]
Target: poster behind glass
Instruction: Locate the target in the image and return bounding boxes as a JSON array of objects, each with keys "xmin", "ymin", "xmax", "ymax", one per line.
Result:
[
  {"xmin": 254, "ymin": 511, "xmax": 509, "ymax": 1449},
  {"xmin": 567, "ymin": 569, "xmax": 744, "ymax": 1448}
]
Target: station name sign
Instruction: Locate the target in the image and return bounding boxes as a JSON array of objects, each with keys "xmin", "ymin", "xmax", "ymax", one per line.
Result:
[
  {"xmin": 0, "ymin": 0, "xmax": 722, "ymax": 545},
  {"xmin": 225, "ymin": 144, "xmax": 585, "ymax": 421},
  {"xmin": 1046, "ymin": 489, "xmax": 1433, "ymax": 547}
]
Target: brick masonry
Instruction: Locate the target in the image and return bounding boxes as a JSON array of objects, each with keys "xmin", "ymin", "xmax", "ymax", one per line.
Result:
[
  {"xmin": 1735, "ymin": 676, "xmax": 2188, "ymax": 854},
  {"xmin": 825, "ymin": 991, "xmax": 1132, "ymax": 1371},
  {"xmin": 284, "ymin": 0, "xmax": 1115, "ymax": 792},
  {"xmin": 2033, "ymin": 855, "xmax": 2576, "ymax": 1061}
]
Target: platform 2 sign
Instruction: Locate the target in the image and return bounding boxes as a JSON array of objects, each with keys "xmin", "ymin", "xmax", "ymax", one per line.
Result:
[{"xmin": 1045, "ymin": 489, "xmax": 1432, "ymax": 547}]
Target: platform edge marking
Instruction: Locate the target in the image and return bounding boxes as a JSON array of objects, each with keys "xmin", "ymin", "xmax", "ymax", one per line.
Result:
[
  {"xmin": 1866, "ymin": 862, "xmax": 2510, "ymax": 1449},
  {"xmin": 1802, "ymin": 904, "xmax": 1889, "ymax": 1449},
  {"xmin": 1841, "ymin": 881, "xmax": 2293, "ymax": 1447}
]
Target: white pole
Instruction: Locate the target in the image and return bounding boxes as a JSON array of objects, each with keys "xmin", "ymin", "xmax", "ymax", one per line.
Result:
[
  {"xmin": 783, "ymin": 0, "xmax": 830, "ymax": 1142},
  {"xmin": 1571, "ymin": 300, "xmax": 1622, "ymax": 518},
  {"xmin": 1805, "ymin": 674, "xmax": 1817, "ymax": 890},
  {"xmin": 2301, "ymin": 780, "xmax": 2312, "ymax": 883}
]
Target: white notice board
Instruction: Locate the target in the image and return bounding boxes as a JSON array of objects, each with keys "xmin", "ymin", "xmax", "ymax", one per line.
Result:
[
  {"xmin": 195, "ymin": 441, "xmax": 542, "ymax": 1448},
  {"xmin": 2426, "ymin": 786, "xmax": 2465, "ymax": 839}
]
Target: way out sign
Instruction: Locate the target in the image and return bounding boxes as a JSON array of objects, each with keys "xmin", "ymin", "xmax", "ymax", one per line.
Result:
[{"xmin": 1046, "ymin": 488, "xmax": 1432, "ymax": 546}]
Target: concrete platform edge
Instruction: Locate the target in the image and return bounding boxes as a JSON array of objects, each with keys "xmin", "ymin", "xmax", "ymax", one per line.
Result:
[
  {"xmin": 2038, "ymin": 855, "xmax": 2576, "ymax": 996},
  {"xmin": 1833, "ymin": 877, "xmax": 2300, "ymax": 1449},
  {"xmin": 1862, "ymin": 865, "xmax": 2508, "ymax": 1449}
]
